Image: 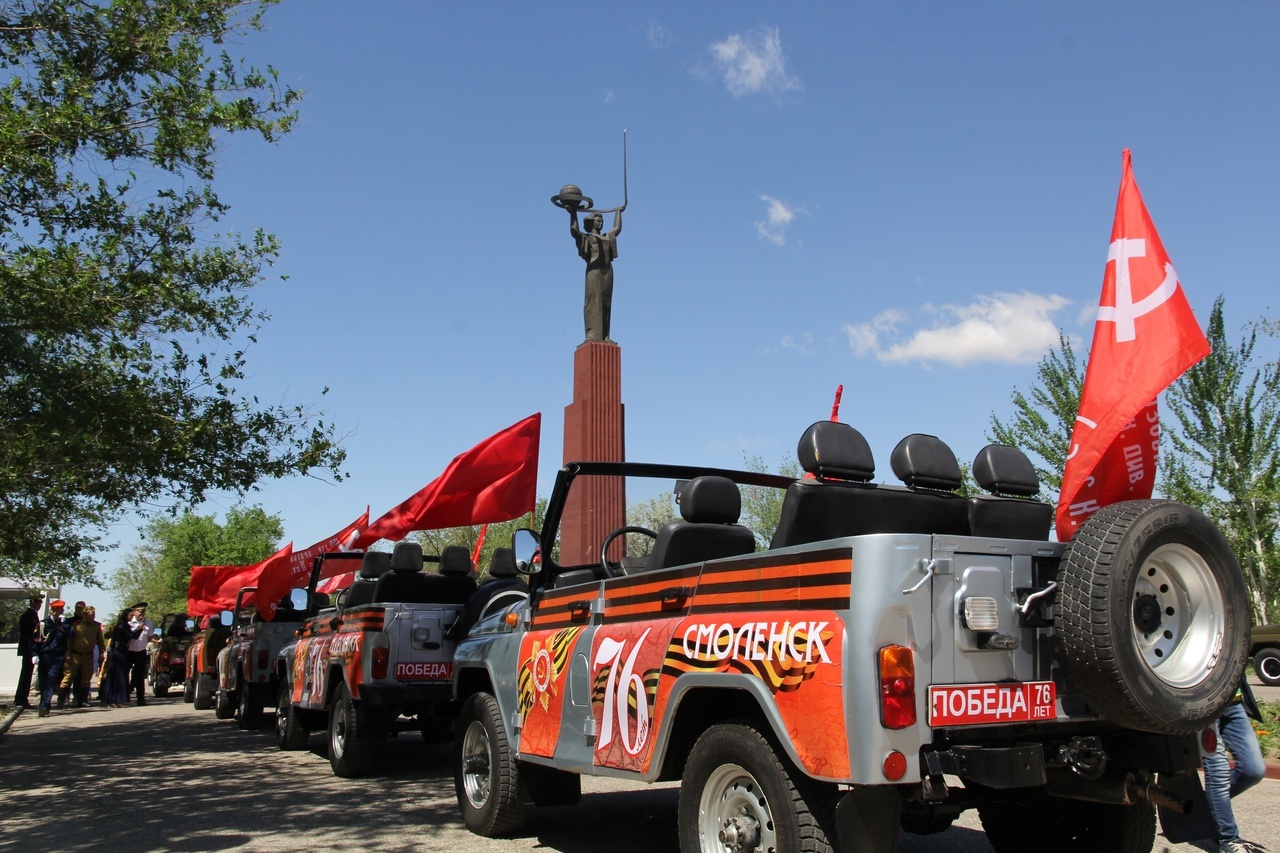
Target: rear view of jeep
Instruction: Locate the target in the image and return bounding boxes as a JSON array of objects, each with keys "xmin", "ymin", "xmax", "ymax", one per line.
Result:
[{"xmin": 451, "ymin": 421, "xmax": 1248, "ymax": 853}]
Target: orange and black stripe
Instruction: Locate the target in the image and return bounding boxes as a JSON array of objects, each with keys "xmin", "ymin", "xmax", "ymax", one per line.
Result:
[
  {"xmin": 600, "ymin": 566, "xmax": 702, "ymax": 623},
  {"xmin": 688, "ymin": 548, "xmax": 852, "ymax": 614},
  {"xmin": 659, "ymin": 624, "xmax": 837, "ymax": 693},
  {"xmin": 298, "ymin": 606, "xmax": 386, "ymax": 638},
  {"xmin": 531, "ymin": 586, "xmax": 600, "ymax": 631}
]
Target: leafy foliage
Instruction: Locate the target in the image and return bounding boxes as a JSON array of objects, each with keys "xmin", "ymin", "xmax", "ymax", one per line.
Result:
[
  {"xmin": 741, "ymin": 454, "xmax": 800, "ymax": 548},
  {"xmin": 1162, "ymin": 298, "xmax": 1280, "ymax": 623},
  {"xmin": 109, "ymin": 504, "xmax": 283, "ymax": 616},
  {"xmin": 0, "ymin": 0, "xmax": 345, "ymax": 588},
  {"xmin": 988, "ymin": 333, "xmax": 1085, "ymax": 502}
]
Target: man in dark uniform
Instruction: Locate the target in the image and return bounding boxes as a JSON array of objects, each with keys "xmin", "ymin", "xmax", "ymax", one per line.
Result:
[
  {"xmin": 13, "ymin": 595, "xmax": 42, "ymax": 708},
  {"xmin": 37, "ymin": 600, "xmax": 69, "ymax": 717}
]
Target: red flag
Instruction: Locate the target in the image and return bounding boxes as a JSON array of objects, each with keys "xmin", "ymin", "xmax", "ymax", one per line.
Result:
[
  {"xmin": 317, "ymin": 569, "xmax": 356, "ymax": 595},
  {"xmin": 1056, "ymin": 150, "xmax": 1210, "ymax": 540},
  {"xmin": 353, "ymin": 413, "xmax": 541, "ymax": 546},
  {"xmin": 257, "ymin": 507, "xmax": 370, "ymax": 621},
  {"xmin": 186, "ymin": 542, "xmax": 293, "ymax": 616}
]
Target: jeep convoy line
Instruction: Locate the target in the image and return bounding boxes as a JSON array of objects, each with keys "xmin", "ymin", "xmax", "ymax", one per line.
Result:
[
  {"xmin": 449, "ymin": 422, "xmax": 1250, "ymax": 853},
  {"xmin": 214, "ymin": 585, "xmax": 307, "ymax": 728},
  {"xmin": 273, "ymin": 544, "xmax": 528, "ymax": 777}
]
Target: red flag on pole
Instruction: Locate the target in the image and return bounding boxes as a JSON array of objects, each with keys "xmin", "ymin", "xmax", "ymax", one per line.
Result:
[
  {"xmin": 256, "ymin": 507, "xmax": 370, "ymax": 621},
  {"xmin": 353, "ymin": 413, "xmax": 541, "ymax": 547},
  {"xmin": 186, "ymin": 542, "xmax": 294, "ymax": 616},
  {"xmin": 1055, "ymin": 150, "xmax": 1210, "ymax": 540}
]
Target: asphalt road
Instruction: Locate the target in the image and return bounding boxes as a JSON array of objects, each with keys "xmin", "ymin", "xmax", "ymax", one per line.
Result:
[{"xmin": 1, "ymin": 686, "xmax": 1277, "ymax": 853}]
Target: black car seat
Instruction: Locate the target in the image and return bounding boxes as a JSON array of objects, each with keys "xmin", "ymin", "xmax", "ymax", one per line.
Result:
[
  {"xmin": 967, "ymin": 444, "xmax": 1052, "ymax": 540},
  {"xmin": 646, "ymin": 476, "xmax": 756, "ymax": 570},
  {"xmin": 343, "ymin": 551, "xmax": 391, "ymax": 608}
]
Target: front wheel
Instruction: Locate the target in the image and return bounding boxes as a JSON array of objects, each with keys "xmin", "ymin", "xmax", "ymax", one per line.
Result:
[
  {"xmin": 328, "ymin": 682, "xmax": 378, "ymax": 778},
  {"xmin": 152, "ymin": 673, "xmax": 170, "ymax": 698},
  {"xmin": 193, "ymin": 673, "xmax": 216, "ymax": 710},
  {"xmin": 238, "ymin": 682, "xmax": 265, "ymax": 730},
  {"xmin": 1255, "ymin": 648, "xmax": 1280, "ymax": 687},
  {"xmin": 455, "ymin": 692, "xmax": 528, "ymax": 836},
  {"xmin": 276, "ymin": 679, "xmax": 308, "ymax": 751},
  {"xmin": 678, "ymin": 720, "xmax": 837, "ymax": 853},
  {"xmin": 978, "ymin": 794, "xmax": 1155, "ymax": 853}
]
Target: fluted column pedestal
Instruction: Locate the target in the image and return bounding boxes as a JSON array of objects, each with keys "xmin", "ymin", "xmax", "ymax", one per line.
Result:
[{"xmin": 561, "ymin": 340, "xmax": 625, "ymax": 567}]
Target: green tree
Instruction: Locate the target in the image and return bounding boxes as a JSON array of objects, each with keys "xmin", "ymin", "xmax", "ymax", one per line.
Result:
[
  {"xmin": 110, "ymin": 504, "xmax": 283, "ymax": 616},
  {"xmin": 988, "ymin": 333, "xmax": 1085, "ymax": 502},
  {"xmin": 741, "ymin": 454, "xmax": 801, "ymax": 549},
  {"xmin": 0, "ymin": 0, "xmax": 344, "ymax": 589},
  {"xmin": 1162, "ymin": 298, "xmax": 1280, "ymax": 623}
]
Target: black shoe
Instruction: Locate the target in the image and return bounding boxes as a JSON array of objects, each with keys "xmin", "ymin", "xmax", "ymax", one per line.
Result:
[
  {"xmin": 136, "ymin": 699, "xmax": 147, "ymax": 706},
  {"xmin": 74, "ymin": 701, "xmax": 85, "ymax": 708},
  {"xmin": 15, "ymin": 701, "xmax": 31, "ymax": 709}
]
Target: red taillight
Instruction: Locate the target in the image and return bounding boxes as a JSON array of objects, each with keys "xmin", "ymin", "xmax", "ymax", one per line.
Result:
[
  {"xmin": 371, "ymin": 647, "xmax": 389, "ymax": 680},
  {"xmin": 1201, "ymin": 727, "xmax": 1218, "ymax": 755},
  {"xmin": 257, "ymin": 650, "xmax": 269, "ymax": 670},
  {"xmin": 882, "ymin": 750, "xmax": 908, "ymax": 781},
  {"xmin": 879, "ymin": 644, "xmax": 917, "ymax": 730}
]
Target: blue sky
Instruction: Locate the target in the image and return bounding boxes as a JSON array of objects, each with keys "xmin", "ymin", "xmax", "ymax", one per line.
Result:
[{"xmin": 68, "ymin": 1, "xmax": 1280, "ymax": 608}]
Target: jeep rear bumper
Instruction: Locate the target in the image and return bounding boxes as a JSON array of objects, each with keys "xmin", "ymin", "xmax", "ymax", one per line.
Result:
[{"xmin": 358, "ymin": 682, "xmax": 453, "ymax": 707}]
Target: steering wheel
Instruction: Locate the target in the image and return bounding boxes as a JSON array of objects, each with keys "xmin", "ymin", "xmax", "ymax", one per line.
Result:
[{"xmin": 600, "ymin": 525, "xmax": 657, "ymax": 576}]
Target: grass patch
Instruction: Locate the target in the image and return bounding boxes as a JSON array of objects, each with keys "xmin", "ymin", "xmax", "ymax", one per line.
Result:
[{"xmin": 1255, "ymin": 699, "xmax": 1280, "ymax": 760}]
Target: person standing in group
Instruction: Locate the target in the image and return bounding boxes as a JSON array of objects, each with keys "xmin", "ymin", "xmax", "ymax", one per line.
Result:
[
  {"xmin": 127, "ymin": 603, "xmax": 153, "ymax": 706},
  {"xmin": 36, "ymin": 600, "xmax": 69, "ymax": 717},
  {"xmin": 60, "ymin": 605, "xmax": 105, "ymax": 708},
  {"xmin": 13, "ymin": 595, "xmax": 42, "ymax": 709},
  {"xmin": 99, "ymin": 609, "xmax": 137, "ymax": 708},
  {"xmin": 1204, "ymin": 675, "xmax": 1270, "ymax": 853}
]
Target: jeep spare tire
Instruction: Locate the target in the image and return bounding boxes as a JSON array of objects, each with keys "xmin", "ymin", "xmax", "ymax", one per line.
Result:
[{"xmin": 1057, "ymin": 499, "xmax": 1249, "ymax": 734}]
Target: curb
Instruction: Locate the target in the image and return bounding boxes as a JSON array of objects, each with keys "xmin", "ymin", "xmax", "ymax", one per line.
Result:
[
  {"xmin": 1267, "ymin": 760, "xmax": 1280, "ymax": 781},
  {"xmin": 0, "ymin": 705, "xmax": 23, "ymax": 737}
]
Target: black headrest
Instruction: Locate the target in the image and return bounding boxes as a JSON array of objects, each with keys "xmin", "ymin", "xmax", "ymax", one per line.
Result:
[
  {"xmin": 439, "ymin": 545, "xmax": 473, "ymax": 577},
  {"xmin": 972, "ymin": 445, "xmax": 1040, "ymax": 497},
  {"xmin": 488, "ymin": 547, "xmax": 517, "ymax": 578},
  {"xmin": 890, "ymin": 434, "xmax": 962, "ymax": 491},
  {"xmin": 678, "ymin": 476, "xmax": 742, "ymax": 524},
  {"xmin": 797, "ymin": 421, "xmax": 875, "ymax": 482},
  {"xmin": 311, "ymin": 592, "xmax": 331, "ymax": 609},
  {"xmin": 358, "ymin": 550, "xmax": 392, "ymax": 580},
  {"xmin": 390, "ymin": 540, "xmax": 423, "ymax": 572}
]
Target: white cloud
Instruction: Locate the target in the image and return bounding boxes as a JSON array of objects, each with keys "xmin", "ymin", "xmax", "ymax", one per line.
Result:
[
  {"xmin": 647, "ymin": 20, "xmax": 673, "ymax": 50},
  {"xmin": 756, "ymin": 194, "xmax": 802, "ymax": 246},
  {"xmin": 603, "ymin": 90, "xmax": 616, "ymax": 103},
  {"xmin": 709, "ymin": 27, "xmax": 800, "ymax": 97},
  {"xmin": 843, "ymin": 292, "xmax": 1070, "ymax": 366}
]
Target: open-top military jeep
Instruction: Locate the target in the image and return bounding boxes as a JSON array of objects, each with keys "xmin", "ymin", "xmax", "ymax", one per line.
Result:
[
  {"xmin": 275, "ymin": 541, "xmax": 528, "ymax": 777},
  {"xmin": 214, "ymin": 585, "xmax": 308, "ymax": 728},
  {"xmin": 451, "ymin": 421, "xmax": 1248, "ymax": 853},
  {"xmin": 148, "ymin": 612, "xmax": 195, "ymax": 698}
]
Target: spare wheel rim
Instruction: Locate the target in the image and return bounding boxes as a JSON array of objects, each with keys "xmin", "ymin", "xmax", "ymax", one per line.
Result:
[{"xmin": 1132, "ymin": 542, "xmax": 1225, "ymax": 689}]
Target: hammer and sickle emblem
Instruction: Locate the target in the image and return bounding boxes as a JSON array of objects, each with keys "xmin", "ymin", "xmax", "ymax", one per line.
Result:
[{"xmin": 1096, "ymin": 238, "xmax": 1180, "ymax": 343}]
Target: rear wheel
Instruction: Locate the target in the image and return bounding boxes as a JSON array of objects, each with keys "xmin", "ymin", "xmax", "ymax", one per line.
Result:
[
  {"xmin": 1057, "ymin": 500, "xmax": 1249, "ymax": 733},
  {"xmin": 276, "ymin": 679, "xmax": 308, "ymax": 751},
  {"xmin": 328, "ymin": 682, "xmax": 378, "ymax": 778},
  {"xmin": 193, "ymin": 673, "xmax": 216, "ymax": 710},
  {"xmin": 455, "ymin": 692, "xmax": 528, "ymax": 836},
  {"xmin": 152, "ymin": 673, "xmax": 170, "ymax": 698},
  {"xmin": 182, "ymin": 676, "xmax": 195, "ymax": 703},
  {"xmin": 1255, "ymin": 648, "xmax": 1280, "ymax": 687},
  {"xmin": 678, "ymin": 720, "xmax": 837, "ymax": 853},
  {"xmin": 978, "ymin": 793, "xmax": 1155, "ymax": 853}
]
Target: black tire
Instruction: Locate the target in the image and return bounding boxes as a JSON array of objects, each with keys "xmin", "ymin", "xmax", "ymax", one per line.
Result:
[
  {"xmin": 328, "ymin": 682, "xmax": 378, "ymax": 778},
  {"xmin": 193, "ymin": 673, "xmax": 216, "ymax": 710},
  {"xmin": 152, "ymin": 674, "xmax": 170, "ymax": 698},
  {"xmin": 1255, "ymin": 647, "xmax": 1280, "ymax": 687},
  {"xmin": 214, "ymin": 686, "xmax": 235, "ymax": 719},
  {"xmin": 1057, "ymin": 500, "xmax": 1249, "ymax": 734},
  {"xmin": 238, "ymin": 682, "xmax": 265, "ymax": 730},
  {"xmin": 455, "ymin": 692, "xmax": 529, "ymax": 837},
  {"xmin": 678, "ymin": 720, "xmax": 837, "ymax": 853},
  {"xmin": 276, "ymin": 679, "xmax": 308, "ymax": 751},
  {"xmin": 182, "ymin": 676, "xmax": 195, "ymax": 703},
  {"xmin": 978, "ymin": 794, "xmax": 1155, "ymax": 853}
]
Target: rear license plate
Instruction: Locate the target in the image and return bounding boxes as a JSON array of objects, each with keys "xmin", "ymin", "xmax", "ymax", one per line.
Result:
[
  {"xmin": 928, "ymin": 681, "xmax": 1056, "ymax": 727},
  {"xmin": 393, "ymin": 661, "xmax": 452, "ymax": 681}
]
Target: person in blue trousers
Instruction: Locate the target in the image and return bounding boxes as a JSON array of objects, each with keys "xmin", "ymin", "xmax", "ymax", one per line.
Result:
[
  {"xmin": 1204, "ymin": 675, "xmax": 1270, "ymax": 853},
  {"xmin": 36, "ymin": 599, "xmax": 70, "ymax": 717}
]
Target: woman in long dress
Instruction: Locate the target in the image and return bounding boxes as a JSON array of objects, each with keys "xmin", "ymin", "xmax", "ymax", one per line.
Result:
[{"xmin": 99, "ymin": 609, "xmax": 137, "ymax": 707}]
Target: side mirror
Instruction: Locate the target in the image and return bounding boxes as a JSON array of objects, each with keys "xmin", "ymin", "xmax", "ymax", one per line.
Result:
[
  {"xmin": 513, "ymin": 528, "xmax": 542, "ymax": 576},
  {"xmin": 184, "ymin": 619, "xmax": 196, "ymax": 631},
  {"xmin": 288, "ymin": 588, "xmax": 308, "ymax": 612},
  {"xmin": 218, "ymin": 610, "xmax": 233, "ymax": 627}
]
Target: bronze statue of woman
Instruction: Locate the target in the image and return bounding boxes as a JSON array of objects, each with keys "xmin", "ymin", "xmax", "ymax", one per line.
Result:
[{"xmin": 569, "ymin": 208, "xmax": 622, "ymax": 341}]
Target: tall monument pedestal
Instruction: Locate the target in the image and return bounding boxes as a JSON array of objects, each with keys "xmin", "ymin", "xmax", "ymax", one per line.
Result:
[{"xmin": 561, "ymin": 340, "xmax": 625, "ymax": 567}]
